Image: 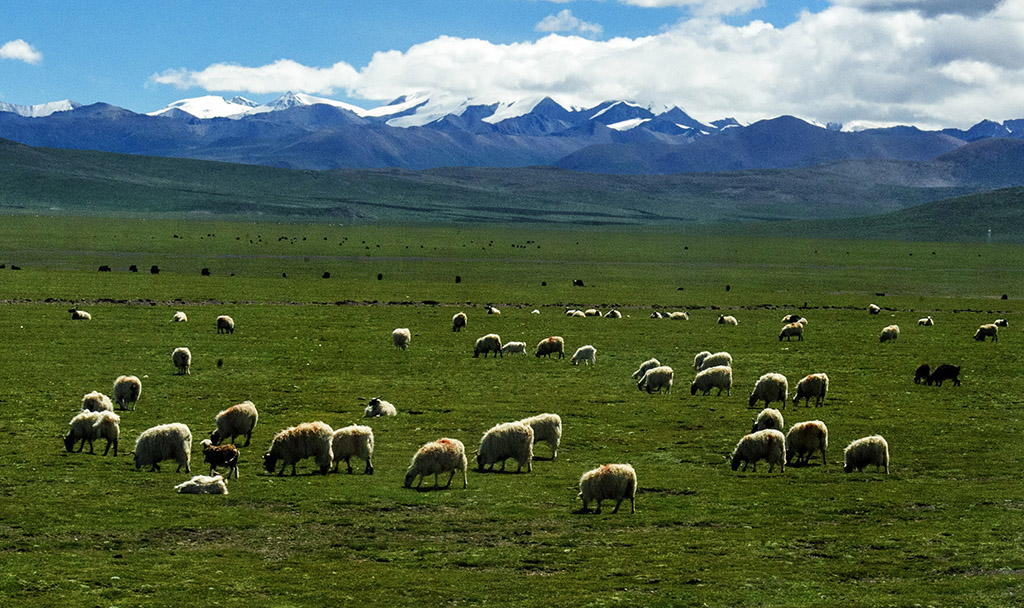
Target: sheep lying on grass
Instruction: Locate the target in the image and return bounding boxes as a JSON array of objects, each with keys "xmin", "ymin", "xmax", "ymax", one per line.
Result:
[
  {"xmin": 880, "ymin": 325, "xmax": 900, "ymax": 343},
  {"xmin": 974, "ymin": 324, "xmax": 998, "ymax": 341},
  {"xmin": 486, "ymin": 305, "xmax": 501, "ymax": 315},
  {"xmin": 785, "ymin": 420, "xmax": 828, "ymax": 466},
  {"xmin": 200, "ymin": 439, "xmax": 239, "ymax": 479},
  {"xmin": 113, "ymin": 375, "xmax": 141, "ymax": 411},
  {"xmin": 174, "ymin": 475, "xmax": 228, "ymax": 495},
  {"xmin": 392, "ymin": 327, "xmax": 411, "ymax": 350},
  {"xmin": 263, "ymin": 421, "xmax": 334, "ymax": 476},
  {"xmin": 210, "ymin": 400, "xmax": 259, "ymax": 446},
  {"xmin": 639, "ymin": 366, "xmax": 675, "ymax": 393},
  {"xmin": 578, "ymin": 464, "xmax": 636, "ymax": 514},
  {"xmin": 81, "ymin": 391, "xmax": 113, "ymax": 412},
  {"xmin": 64, "ymin": 410, "xmax": 120, "ymax": 456},
  {"xmin": 69, "ymin": 308, "xmax": 91, "ymax": 320},
  {"xmin": 172, "ymin": 311, "xmax": 188, "ymax": 323},
  {"xmin": 477, "ymin": 422, "xmax": 534, "ymax": 473},
  {"xmin": 501, "ymin": 341, "xmax": 527, "ymax": 355},
  {"xmin": 571, "ymin": 345, "xmax": 596, "ymax": 366},
  {"xmin": 133, "ymin": 423, "xmax": 192, "ymax": 473},
  {"xmin": 604, "ymin": 310, "xmax": 622, "ymax": 318},
  {"xmin": 868, "ymin": 304, "xmax": 880, "ymax": 315},
  {"xmin": 535, "ymin": 336, "xmax": 565, "ymax": 359},
  {"xmin": 474, "ymin": 333, "xmax": 502, "ymax": 358},
  {"xmin": 751, "ymin": 408, "xmax": 784, "ymax": 434},
  {"xmin": 404, "ymin": 438, "xmax": 468, "ymax": 489},
  {"xmin": 793, "ymin": 373, "xmax": 829, "ymax": 407},
  {"xmin": 632, "ymin": 358, "xmax": 661, "ymax": 380},
  {"xmin": 918, "ymin": 316, "xmax": 934, "ymax": 326},
  {"xmin": 843, "ymin": 435, "xmax": 889, "ymax": 474},
  {"xmin": 749, "ymin": 373, "xmax": 788, "ymax": 408},
  {"xmin": 718, "ymin": 315, "xmax": 739, "ymax": 325},
  {"xmin": 172, "ymin": 347, "xmax": 192, "ymax": 375},
  {"xmin": 518, "ymin": 413, "xmax": 562, "ymax": 460},
  {"xmin": 452, "ymin": 312, "xmax": 467, "ymax": 332},
  {"xmin": 668, "ymin": 311, "xmax": 689, "ymax": 320},
  {"xmin": 364, "ymin": 397, "xmax": 397, "ymax": 417},
  {"xmin": 730, "ymin": 429, "xmax": 786, "ymax": 473},
  {"xmin": 926, "ymin": 364, "xmax": 961, "ymax": 386},
  {"xmin": 331, "ymin": 425, "xmax": 374, "ymax": 474},
  {"xmin": 690, "ymin": 365, "xmax": 732, "ymax": 396},
  {"xmin": 217, "ymin": 315, "xmax": 235, "ymax": 334}
]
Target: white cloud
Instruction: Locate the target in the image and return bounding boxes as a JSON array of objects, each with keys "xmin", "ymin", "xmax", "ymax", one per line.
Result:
[
  {"xmin": 0, "ymin": 39, "xmax": 42, "ymax": 65},
  {"xmin": 618, "ymin": 0, "xmax": 764, "ymax": 16},
  {"xmin": 536, "ymin": 9, "xmax": 604, "ymax": 35},
  {"xmin": 152, "ymin": 58, "xmax": 358, "ymax": 95}
]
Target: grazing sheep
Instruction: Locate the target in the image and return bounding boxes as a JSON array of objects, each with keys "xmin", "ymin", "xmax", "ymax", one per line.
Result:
[
  {"xmin": 843, "ymin": 435, "xmax": 889, "ymax": 474},
  {"xmin": 650, "ymin": 311, "xmax": 664, "ymax": 319},
  {"xmin": 974, "ymin": 324, "xmax": 998, "ymax": 341},
  {"xmin": 174, "ymin": 474, "xmax": 228, "ymax": 495},
  {"xmin": 452, "ymin": 312, "xmax": 467, "ymax": 332},
  {"xmin": 392, "ymin": 327, "xmax": 411, "ymax": 350},
  {"xmin": 782, "ymin": 313, "xmax": 803, "ymax": 323},
  {"xmin": 668, "ymin": 311, "xmax": 689, "ymax": 320},
  {"xmin": 918, "ymin": 316, "xmax": 934, "ymax": 326},
  {"xmin": 793, "ymin": 373, "xmax": 829, "ymax": 407},
  {"xmin": 914, "ymin": 363, "xmax": 931, "ymax": 384},
  {"xmin": 926, "ymin": 364, "xmax": 961, "ymax": 387},
  {"xmin": 200, "ymin": 439, "xmax": 239, "ymax": 479},
  {"xmin": 571, "ymin": 345, "xmax": 597, "ymax": 366},
  {"xmin": 331, "ymin": 425, "xmax": 374, "ymax": 474},
  {"xmin": 216, "ymin": 315, "xmax": 235, "ymax": 334},
  {"xmin": 698, "ymin": 351, "xmax": 733, "ymax": 371},
  {"xmin": 785, "ymin": 420, "xmax": 828, "ymax": 466},
  {"xmin": 501, "ymin": 341, "xmax": 528, "ymax": 355},
  {"xmin": 718, "ymin": 314, "xmax": 739, "ymax": 325},
  {"xmin": 210, "ymin": 400, "xmax": 259, "ymax": 446},
  {"xmin": 172, "ymin": 311, "xmax": 188, "ymax": 323},
  {"xmin": 779, "ymin": 323, "xmax": 804, "ymax": 341},
  {"xmin": 112, "ymin": 375, "xmax": 142, "ymax": 411},
  {"xmin": 477, "ymin": 422, "xmax": 534, "ymax": 473},
  {"xmin": 632, "ymin": 358, "xmax": 661, "ymax": 380},
  {"xmin": 749, "ymin": 373, "xmax": 788, "ymax": 409},
  {"xmin": 639, "ymin": 366, "xmax": 675, "ymax": 394},
  {"xmin": 69, "ymin": 308, "xmax": 91, "ymax": 320},
  {"xmin": 81, "ymin": 391, "xmax": 113, "ymax": 412},
  {"xmin": 692, "ymin": 350, "xmax": 712, "ymax": 371},
  {"xmin": 486, "ymin": 305, "xmax": 501, "ymax": 315},
  {"xmin": 133, "ymin": 423, "xmax": 192, "ymax": 473},
  {"xmin": 404, "ymin": 438, "xmax": 468, "ymax": 489},
  {"xmin": 730, "ymin": 429, "xmax": 786, "ymax": 473},
  {"xmin": 518, "ymin": 413, "xmax": 562, "ymax": 460},
  {"xmin": 604, "ymin": 309, "xmax": 622, "ymax": 318},
  {"xmin": 994, "ymin": 318, "xmax": 1008, "ymax": 328},
  {"xmin": 473, "ymin": 333, "xmax": 502, "ymax": 358},
  {"xmin": 578, "ymin": 464, "xmax": 637, "ymax": 514},
  {"xmin": 584, "ymin": 308, "xmax": 601, "ymax": 317},
  {"xmin": 690, "ymin": 365, "xmax": 733, "ymax": 396},
  {"xmin": 535, "ymin": 336, "xmax": 565, "ymax": 359},
  {"xmin": 751, "ymin": 408, "xmax": 784, "ymax": 434},
  {"xmin": 868, "ymin": 304, "xmax": 880, "ymax": 315},
  {"xmin": 880, "ymin": 325, "xmax": 900, "ymax": 343},
  {"xmin": 263, "ymin": 421, "xmax": 334, "ymax": 476},
  {"xmin": 364, "ymin": 397, "xmax": 397, "ymax": 418},
  {"xmin": 172, "ymin": 347, "xmax": 192, "ymax": 375},
  {"xmin": 64, "ymin": 410, "xmax": 120, "ymax": 456}
]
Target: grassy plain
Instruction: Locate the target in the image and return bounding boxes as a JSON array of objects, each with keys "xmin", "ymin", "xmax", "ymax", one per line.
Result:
[{"xmin": 1, "ymin": 216, "xmax": 1023, "ymax": 607}]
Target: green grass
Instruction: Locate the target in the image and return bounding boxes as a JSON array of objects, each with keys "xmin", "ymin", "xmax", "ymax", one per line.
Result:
[{"xmin": 2, "ymin": 216, "xmax": 1024, "ymax": 606}]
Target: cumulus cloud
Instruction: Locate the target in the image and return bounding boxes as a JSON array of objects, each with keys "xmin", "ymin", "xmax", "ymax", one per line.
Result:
[
  {"xmin": 0, "ymin": 39, "xmax": 42, "ymax": 64},
  {"xmin": 830, "ymin": 0, "xmax": 1003, "ymax": 18},
  {"xmin": 151, "ymin": 58, "xmax": 358, "ymax": 95},
  {"xmin": 536, "ymin": 9, "xmax": 604, "ymax": 35}
]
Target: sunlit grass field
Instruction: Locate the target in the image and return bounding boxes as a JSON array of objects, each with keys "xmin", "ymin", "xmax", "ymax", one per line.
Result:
[{"xmin": 1, "ymin": 215, "xmax": 1022, "ymax": 606}]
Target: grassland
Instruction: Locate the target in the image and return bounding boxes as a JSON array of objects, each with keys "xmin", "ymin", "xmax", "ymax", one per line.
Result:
[{"xmin": 2, "ymin": 216, "xmax": 1023, "ymax": 607}]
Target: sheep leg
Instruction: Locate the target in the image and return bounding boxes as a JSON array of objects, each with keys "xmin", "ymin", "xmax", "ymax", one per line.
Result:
[
  {"xmin": 345, "ymin": 457, "xmax": 353, "ymax": 474},
  {"xmin": 291, "ymin": 463, "xmax": 298, "ymax": 476},
  {"xmin": 364, "ymin": 459, "xmax": 374, "ymax": 475},
  {"xmin": 595, "ymin": 500, "xmax": 603, "ymax": 514},
  {"xmin": 612, "ymin": 498, "xmax": 623, "ymax": 513},
  {"xmin": 500, "ymin": 459, "xmax": 507, "ymax": 472},
  {"xmin": 243, "ymin": 433, "xmax": 251, "ymax": 447},
  {"xmin": 434, "ymin": 473, "xmax": 440, "ymax": 487},
  {"xmin": 445, "ymin": 470, "xmax": 456, "ymax": 488}
]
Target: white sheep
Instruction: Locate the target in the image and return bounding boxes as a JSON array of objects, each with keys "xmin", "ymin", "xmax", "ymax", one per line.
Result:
[
  {"xmin": 650, "ymin": 311, "xmax": 664, "ymax": 319},
  {"xmin": 518, "ymin": 413, "xmax": 562, "ymax": 460},
  {"xmin": 786, "ymin": 420, "xmax": 828, "ymax": 466},
  {"xmin": 692, "ymin": 350, "xmax": 712, "ymax": 371},
  {"xmin": 210, "ymin": 400, "xmax": 259, "ymax": 446},
  {"xmin": 578, "ymin": 464, "xmax": 636, "ymax": 514},
  {"xmin": 918, "ymin": 316, "xmax": 934, "ymax": 326},
  {"xmin": 974, "ymin": 324, "xmax": 998, "ymax": 341},
  {"xmin": 174, "ymin": 474, "xmax": 228, "ymax": 495},
  {"xmin": 571, "ymin": 345, "xmax": 596, "ymax": 366},
  {"xmin": 994, "ymin": 318, "xmax": 1008, "ymax": 328},
  {"xmin": 113, "ymin": 375, "xmax": 141, "ymax": 411},
  {"xmin": 604, "ymin": 309, "xmax": 622, "ymax": 318},
  {"xmin": 730, "ymin": 429, "xmax": 786, "ymax": 473},
  {"xmin": 718, "ymin": 314, "xmax": 739, "ymax": 325},
  {"xmin": 452, "ymin": 312, "xmax": 467, "ymax": 332},
  {"xmin": 404, "ymin": 438, "xmax": 468, "ymax": 489},
  {"xmin": 565, "ymin": 308, "xmax": 580, "ymax": 316},
  {"xmin": 81, "ymin": 391, "xmax": 114, "ymax": 412},
  {"xmin": 880, "ymin": 325, "xmax": 900, "ymax": 343},
  {"xmin": 69, "ymin": 308, "xmax": 91, "ymax": 320},
  {"xmin": 263, "ymin": 421, "xmax": 334, "ymax": 476},
  {"xmin": 779, "ymin": 323, "xmax": 804, "ymax": 341},
  {"xmin": 782, "ymin": 313, "xmax": 803, "ymax": 323},
  {"xmin": 690, "ymin": 365, "xmax": 732, "ymax": 396},
  {"xmin": 638, "ymin": 366, "xmax": 675, "ymax": 394},
  {"xmin": 172, "ymin": 346, "xmax": 192, "ymax": 375},
  {"xmin": 172, "ymin": 311, "xmax": 188, "ymax": 323},
  {"xmin": 793, "ymin": 373, "xmax": 829, "ymax": 407},
  {"xmin": 868, "ymin": 304, "xmax": 880, "ymax": 315},
  {"xmin": 64, "ymin": 410, "xmax": 120, "ymax": 456},
  {"xmin": 668, "ymin": 311, "xmax": 689, "ymax": 320},
  {"xmin": 632, "ymin": 358, "xmax": 661, "ymax": 380},
  {"xmin": 843, "ymin": 435, "xmax": 889, "ymax": 474},
  {"xmin": 364, "ymin": 397, "xmax": 397, "ymax": 417},
  {"xmin": 477, "ymin": 421, "xmax": 534, "ymax": 473},
  {"xmin": 486, "ymin": 305, "xmax": 501, "ymax": 315},
  {"xmin": 531, "ymin": 309, "xmax": 540, "ymax": 315},
  {"xmin": 392, "ymin": 327, "xmax": 411, "ymax": 350},
  {"xmin": 569, "ymin": 310, "xmax": 586, "ymax": 318},
  {"xmin": 749, "ymin": 373, "xmax": 788, "ymax": 408},
  {"xmin": 331, "ymin": 425, "xmax": 374, "ymax": 474},
  {"xmin": 535, "ymin": 336, "xmax": 565, "ymax": 359},
  {"xmin": 584, "ymin": 308, "xmax": 601, "ymax": 317},
  {"xmin": 501, "ymin": 341, "xmax": 528, "ymax": 355},
  {"xmin": 698, "ymin": 351, "xmax": 733, "ymax": 371},
  {"xmin": 473, "ymin": 333, "xmax": 502, "ymax": 358},
  {"xmin": 216, "ymin": 315, "xmax": 235, "ymax": 334},
  {"xmin": 751, "ymin": 408, "xmax": 784, "ymax": 434},
  {"xmin": 133, "ymin": 423, "xmax": 192, "ymax": 473}
]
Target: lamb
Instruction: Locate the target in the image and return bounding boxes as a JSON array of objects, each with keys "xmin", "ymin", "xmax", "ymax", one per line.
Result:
[
  {"xmin": 779, "ymin": 323, "xmax": 804, "ymax": 341},
  {"xmin": 452, "ymin": 312, "xmax": 467, "ymax": 332},
  {"xmin": 668, "ymin": 311, "xmax": 689, "ymax": 320},
  {"xmin": 926, "ymin": 364, "xmax": 961, "ymax": 386},
  {"xmin": 216, "ymin": 315, "xmax": 235, "ymax": 334},
  {"xmin": 692, "ymin": 350, "xmax": 712, "ymax": 371},
  {"xmin": 571, "ymin": 345, "xmax": 597, "ymax": 366},
  {"xmin": 364, "ymin": 397, "xmax": 397, "ymax": 417},
  {"xmin": 64, "ymin": 410, "xmax": 120, "ymax": 456},
  {"xmin": 974, "ymin": 324, "xmax": 998, "ymax": 341},
  {"xmin": 112, "ymin": 375, "xmax": 142, "ymax": 410},
  {"xmin": 868, "ymin": 304, "xmax": 880, "ymax": 315},
  {"xmin": 172, "ymin": 311, "xmax": 188, "ymax": 323},
  {"xmin": 392, "ymin": 327, "xmax": 411, "ymax": 350},
  {"xmin": 914, "ymin": 363, "xmax": 931, "ymax": 384},
  {"xmin": 698, "ymin": 351, "xmax": 733, "ymax": 371},
  {"xmin": 749, "ymin": 373, "xmax": 788, "ymax": 409},
  {"xmin": 639, "ymin": 366, "xmax": 675, "ymax": 394},
  {"xmin": 730, "ymin": 429, "xmax": 786, "ymax": 473},
  {"xmin": 518, "ymin": 413, "xmax": 562, "ymax": 460},
  {"xmin": 473, "ymin": 333, "xmax": 502, "ymax": 358},
  {"xmin": 477, "ymin": 421, "xmax": 534, "ymax": 473},
  {"xmin": 133, "ymin": 423, "xmax": 192, "ymax": 473},
  {"xmin": 404, "ymin": 438, "xmax": 468, "ymax": 489},
  {"xmin": 632, "ymin": 358, "xmax": 661, "ymax": 380},
  {"xmin": 174, "ymin": 475, "xmax": 228, "ymax": 495},
  {"xmin": 501, "ymin": 341, "xmax": 528, "ymax": 355},
  {"xmin": 793, "ymin": 373, "xmax": 829, "ymax": 407},
  {"xmin": 782, "ymin": 313, "xmax": 803, "ymax": 323},
  {"xmin": 690, "ymin": 365, "xmax": 732, "ymax": 396},
  {"xmin": 843, "ymin": 435, "xmax": 889, "ymax": 474},
  {"xmin": 331, "ymin": 425, "xmax": 374, "ymax": 474},
  {"xmin": 69, "ymin": 308, "xmax": 91, "ymax": 320},
  {"xmin": 200, "ymin": 438, "xmax": 239, "ymax": 479},
  {"xmin": 263, "ymin": 421, "xmax": 334, "ymax": 476},
  {"xmin": 718, "ymin": 315, "xmax": 739, "ymax": 325},
  {"xmin": 578, "ymin": 464, "xmax": 637, "ymax": 514},
  {"xmin": 486, "ymin": 305, "xmax": 501, "ymax": 315},
  {"xmin": 535, "ymin": 336, "xmax": 565, "ymax": 359},
  {"xmin": 879, "ymin": 325, "xmax": 900, "ymax": 343},
  {"xmin": 172, "ymin": 346, "xmax": 192, "ymax": 375},
  {"xmin": 751, "ymin": 408, "xmax": 784, "ymax": 434},
  {"xmin": 918, "ymin": 316, "xmax": 934, "ymax": 326},
  {"xmin": 210, "ymin": 400, "xmax": 259, "ymax": 446},
  {"xmin": 994, "ymin": 318, "xmax": 1008, "ymax": 327},
  {"xmin": 785, "ymin": 420, "xmax": 828, "ymax": 466},
  {"xmin": 81, "ymin": 391, "xmax": 113, "ymax": 412},
  {"xmin": 604, "ymin": 309, "xmax": 622, "ymax": 318}
]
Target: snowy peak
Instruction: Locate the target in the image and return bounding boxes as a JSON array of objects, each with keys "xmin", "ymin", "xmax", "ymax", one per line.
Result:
[
  {"xmin": 255, "ymin": 92, "xmax": 367, "ymax": 116},
  {"xmin": 0, "ymin": 99, "xmax": 80, "ymax": 118},
  {"xmin": 148, "ymin": 92, "xmax": 368, "ymax": 119}
]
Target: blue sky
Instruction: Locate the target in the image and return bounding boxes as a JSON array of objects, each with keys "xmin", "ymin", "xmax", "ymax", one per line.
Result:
[{"xmin": 1, "ymin": 1, "xmax": 1021, "ymax": 128}]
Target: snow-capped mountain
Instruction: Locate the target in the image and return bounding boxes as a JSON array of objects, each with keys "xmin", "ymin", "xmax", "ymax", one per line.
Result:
[
  {"xmin": 146, "ymin": 95, "xmax": 260, "ymax": 119},
  {"xmin": 0, "ymin": 99, "xmax": 80, "ymax": 118}
]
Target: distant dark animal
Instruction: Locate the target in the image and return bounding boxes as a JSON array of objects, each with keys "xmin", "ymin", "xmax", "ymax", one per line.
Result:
[
  {"xmin": 150, "ymin": 265, "xmax": 160, "ymax": 274},
  {"xmin": 322, "ymin": 271, "xmax": 330, "ymax": 279},
  {"xmin": 201, "ymin": 268, "xmax": 211, "ymax": 276},
  {"xmin": 573, "ymin": 279, "xmax": 584, "ymax": 287},
  {"xmin": 200, "ymin": 439, "xmax": 239, "ymax": 479},
  {"xmin": 914, "ymin": 364, "xmax": 930, "ymax": 385},
  {"xmin": 926, "ymin": 364, "xmax": 961, "ymax": 387},
  {"xmin": 129, "ymin": 265, "xmax": 138, "ymax": 272},
  {"xmin": 98, "ymin": 265, "xmax": 111, "ymax": 272}
]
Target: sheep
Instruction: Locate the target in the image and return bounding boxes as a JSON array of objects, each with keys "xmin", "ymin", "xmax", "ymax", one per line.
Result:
[
  {"xmin": 216, "ymin": 315, "xmax": 235, "ymax": 334},
  {"xmin": 81, "ymin": 391, "xmax": 113, "ymax": 412},
  {"xmin": 793, "ymin": 373, "xmax": 829, "ymax": 407},
  {"xmin": 473, "ymin": 333, "xmax": 502, "ymax": 358},
  {"xmin": 880, "ymin": 325, "xmax": 900, "ymax": 343},
  {"xmin": 868, "ymin": 304, "xmax": 880, "ymax": 315},
  {"xmin": 994, "ymin": 318, "xmax": 1008, "ymax": 328},
  {"xmin": 174, "ymin": 474, "xmax": 228, "ymax": 495},
  {"xmin": 172, "ymin": 311, "xmax": 188, "ymax": 322},
  {"xmin": 392, "ymin": 327, "xmax": 411, "ymax": 350},
  {"xmin": 565, "ymin": 308, "xmax": 580, "ymax": 316},
  {"xmin": 692, "ymin": 350, "xmax": 712, "ymax": 371},
  {"xmin": 779, "ymin": 323, "xmax": 804, "ymax": 341},
  {"xmin": 133, "ymin": 423, "xmax": 192, "ymax": 473},
  {"xmin": 584, "ymin": 308, "xmax": 601, "ymax": 317},
  {"xmin": 64, "ymin": 410, "xmax": 120, "ymax": 456},
  {"xmin": 518, "ymin": 413, "xmax": 562, "ymax": 460},
  {"xmin": 200, "ymin": 438, "xmax": 239, "ymax": 479},
  {"xmin": 843, "ymin": 435, "xmax": 889, "ymax": 474},
  {"xmin": 650, "ymin": 311, "xmax": 664, "ymax": 319},
  {"xmin": 172, "ymin": 346, "xmax": 192, "ymax": 375},
  {"xmin": 486, "ymin": 305, "xmax": 501, "ymax": 315},
  {"xmin": 364, "ymin": 397, "xmax": 397, "ymax": 417},
  {"xmin": 751, "ymin": 408, "xmax": 784, "ymax": 434},
  {"xmin": 690, "ymin": 365, "xmax": 732, "ymax": 396},
  {"xmin": 782, "ymin": 313, "xmax": 803, "ymax": 323},
  {"xmin": 785, "ymin": 420, "xmax": 828, "ymax": 466},
  {"xmin": 501, "ymin": 341, "xmax": 528, "ymax": 355},
  {"xmin": 69, "ymin": 308, "xmax": 91, "ymax": 320},
  {"xmin": 112, "ymin": 375, "xmax": 142, "ymax": 411},
  {"xmin": 571, "ymin": 345, "xmax": 596, "ymax": 366},
  {"xmin": 331, "ymin": 425, "xmax": 374, "ymax": 474},
  {"xmin": 730, "ymin": 429, "xmax": 786, "ymax": 473},
  {"xmin": 404, "ymin": 438, "xmax": 468, "ymax": 489},
  {"xmin": 974, "ymin": 324, "xmax": 998, "ymax": 341},
  {"xmin": 535, "ymin": 336, "xmax": 565, "ymax": 359},
  {"xmin": 210, "ymin": 400, "xmax": 259, "ymax": 446},
  {"xmin": 668, "ymin": 311, "xmax": 689, "ymax": 320},
  {"xmin": 914, "ymin": 363, "xmax": 931, "ymax": 384},
  {"xmin": 263, "ymin": 421, "xmax": 334, "ymax": 476},
  {"xmin": 631, "ymin": 358, "xmax": 661, "ymax": 380},
  {"xmin": 578, "ymin": 464, "xmax": 636, "ymax": 514},
  {"xmin": 749, "ymin": 373, "xmax": 788, "ymax": 409},
  {"xmin": 452, "ymin": 312, "xmax": 467, "ymax": 332},
  {"xmin": 604, "ymin": 309, "xmax": 622, "ymax": 318},
  {"xmin": 477, "ymin": 421, "xmax": 534, "ymax": 473},
  {"xmin": 569, "ymin": 310, "xmax": 586, "ymax": 318},
  {"xmin": 718, "ymin": 315, "xmax": 739, "ymax": 325},
  {"xmin": 926, "ymin": 364, "xmax": 961, "ymax": 386},
  {"xmin": 639, "ymin": 366, "xmax": 675, "ymax": 394},
  {"xmin": 531, "ymin": 309, "xmax": 540, "ymax": 315},
  {"xmin": 918, "ymin": 316, "xmax": 934, "ymax": 326},
  {"xmin": 698, "ymin": 351, "xmax": 733, "ymax": 371}
]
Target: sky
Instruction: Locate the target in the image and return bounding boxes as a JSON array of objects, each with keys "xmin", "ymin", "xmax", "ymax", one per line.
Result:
[{"xmin": 1, "ymin": 0, "xmax": 1022, "ymax": 129}]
